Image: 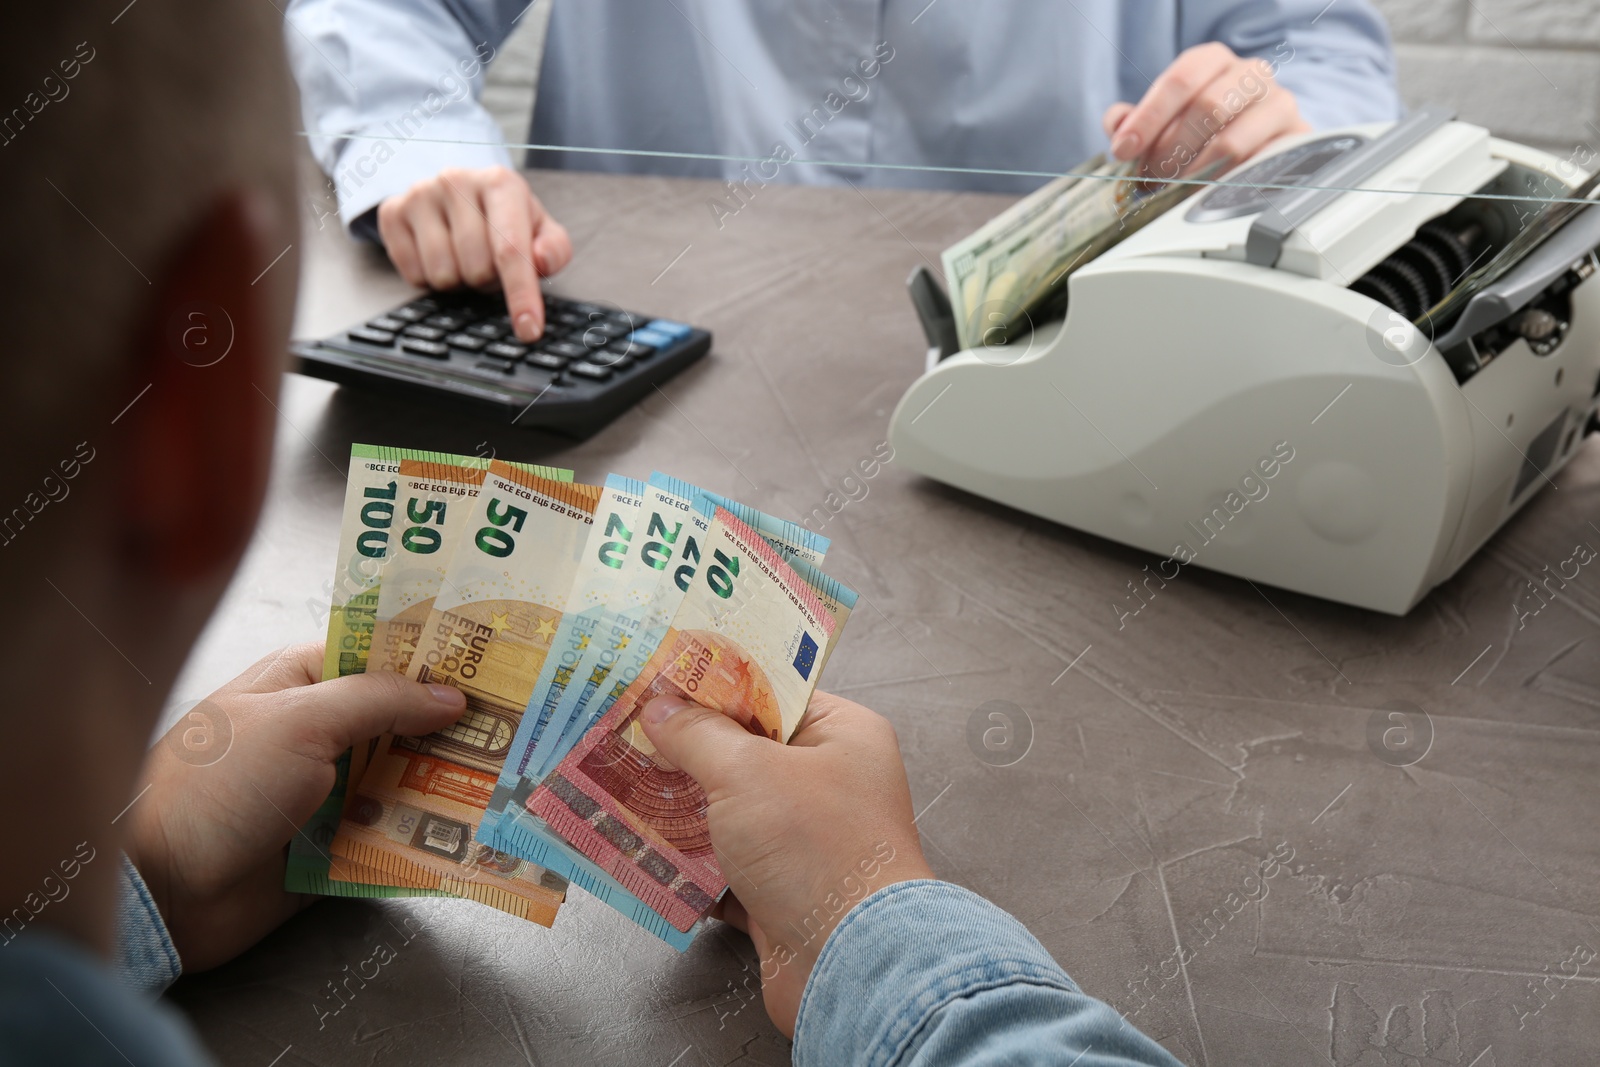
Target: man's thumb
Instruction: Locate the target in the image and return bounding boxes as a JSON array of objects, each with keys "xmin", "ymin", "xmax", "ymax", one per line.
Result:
[
  {"xmin": 640, "ymin": 696, "xmax": 759, "ymax": 789},
  {"xmin": 291, "ymin": 670, "xmax": 466, "ymax": 761}
]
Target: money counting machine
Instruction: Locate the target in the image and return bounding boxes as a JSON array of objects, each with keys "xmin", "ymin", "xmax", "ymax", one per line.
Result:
[{"xmin": 890, "ymin": 111, "xmax": 1600, "ymax": 614}]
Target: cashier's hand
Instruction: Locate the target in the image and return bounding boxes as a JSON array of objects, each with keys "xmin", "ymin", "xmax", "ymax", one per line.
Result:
[
  {"xmin": 1102, "ymin": 42, "xmax": 1310, "ymax": 179},
  {"xmin": 122, "ymin": 643, "xmax": 467, "ymax": 973},
  {"xmin": 640, "ymin": 690, "xmax": 934, "ymax": 1037},
  {"xmin": 376, "ymin": 166, "xmax": 574, "ymax": 342}
]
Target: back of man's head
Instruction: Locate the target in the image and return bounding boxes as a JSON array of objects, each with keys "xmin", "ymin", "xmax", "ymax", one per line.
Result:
[
  {"xmin": 0, "ymin": 2, "xmax": 305, "ymax": 960},
  {"xmin": 0, "ymin": 2, "xmax": 300, "ymax": 812},
  {"xmin": 0, "ymin": 0, "xmax": 297, "ymax": 506}
]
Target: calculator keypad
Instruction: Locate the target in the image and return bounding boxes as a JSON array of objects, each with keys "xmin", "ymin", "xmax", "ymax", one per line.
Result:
[{"xmin": 321, "ymin": 291, "xmax": 705, "ymax": 428}]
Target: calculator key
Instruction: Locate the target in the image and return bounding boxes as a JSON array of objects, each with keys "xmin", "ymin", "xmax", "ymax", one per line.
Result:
[
  {"xmin": 366, "ymin": 315, "xmax": 405, "ymax": 332},
  {"xmin": 526, "ymin": 352, "xmax": 569, "ymax": 371},
  {"xmin": 569, "ymin": 302, "xmax": 610, "ymax": 317},
  {"xmin": 470, "ymin": 359, "xmax": 516, "ymax": 376},
  {"xmin": 484, "ymin": 341, "xmax": 528, "ymax": 360},
  {"xmin": 402, "ymin": 324, "xmax": 447, "ymax": 341},
  {"xmin": 583, "ymin": 345, "xmax": 630, "ymax": 366},
  {"xmin": 425, "ymin": 312, "xmax": 469, "ymax": 330},
  {"xmin": 466, "ymin": 321, "xmax": 506, "ymax": 340},
  {"xmin": 606, "ymin": 340, "xmax": 654, "ymax": 361},
  {"xmin": 390, "ymin": 305, "xmax": 428, "ymax": 322},
  {"xmin": 348, "ymin": 327, "xmax": 396, "ymax": 346},
  {"xmin": 627, "ymin": 327, "xmax": 675, "ymax": 348},
  {"xmin": 400, "ymin": 338, "xmax": 449, "ymax": 359},
  {"xmin": 553, "ymin": 311, "xmax": 587, "ymax": 330},
  {"xmin": 646, "ymin": 319, "xmax": 693, "ymax": 341},
  {"xmin": 580, "ymin": 319, "xmax": 632, "ymax": 342},
  {"xmin": 542, "ymin": 340, "xmax": 588, "ymax": 361},
  {"xmin": 567, "ymin": 360, "xmax": 614, "ymax": 381},
  {"xmin": 445, "ymin": 333, "xmax": 487, "ymax": 352},
  {"xmin": 590, "ymin": 352, "xmax": 632, "ymax": 372}
]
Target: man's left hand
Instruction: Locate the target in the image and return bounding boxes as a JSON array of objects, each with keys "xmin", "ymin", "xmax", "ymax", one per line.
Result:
[
  {"xmin": 1102, "ymin": 42, "xmax": 1310, "ymax": 178},
  {"xmin": 123, "ymin": 643, "xmax": 466, "ymax": 972}
]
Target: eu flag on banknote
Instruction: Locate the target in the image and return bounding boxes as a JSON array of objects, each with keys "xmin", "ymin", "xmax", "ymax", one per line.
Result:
[{"xmin": 793, "ymin": 632, "xmax": 819, "ymax": 680}]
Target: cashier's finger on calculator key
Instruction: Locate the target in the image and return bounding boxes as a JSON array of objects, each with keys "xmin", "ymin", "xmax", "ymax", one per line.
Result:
[{"xmin": 483, "ymin": 179, "xmax": 546, "ymax": 341}]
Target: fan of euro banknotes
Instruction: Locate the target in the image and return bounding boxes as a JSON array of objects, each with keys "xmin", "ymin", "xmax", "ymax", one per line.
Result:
[
  {"xmin": 942, "ymin": 154, "xmax": 1221, "ymax": 351},
  {"xmin": 284, "ymin": 445, "xmax": 855, "ymax": 949}
]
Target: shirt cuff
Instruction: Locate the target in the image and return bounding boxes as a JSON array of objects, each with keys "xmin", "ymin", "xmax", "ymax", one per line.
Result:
[
  {"xmin": 793, "ymin": 879, "xmax": 1084, "ymax": 1067},
  {"xmin": 324, "ymin": 113, "xmax": 516, "ymax": 231},
  {"xmin": 115, "ymin": 853, "xmax": 181, "ymax": 994}
]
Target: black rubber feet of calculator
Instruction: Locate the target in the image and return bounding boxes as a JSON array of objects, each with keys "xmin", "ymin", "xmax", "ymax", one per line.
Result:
[{"xmin": 291, "ymin": 290, "xmax": 711, "ymax": 437}]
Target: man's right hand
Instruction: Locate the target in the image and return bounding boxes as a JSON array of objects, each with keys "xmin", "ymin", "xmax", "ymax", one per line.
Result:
[
  {"xmin": 376, "ymin": 165, "xmax": 573, "ymax": 342},
  {"xmin": 639, "ymin": 690, "xmax": 935, "ymax": 1037}
]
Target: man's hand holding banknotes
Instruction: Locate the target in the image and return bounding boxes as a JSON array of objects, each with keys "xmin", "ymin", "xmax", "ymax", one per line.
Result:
[
  {"xmin": 639, "ymin": 689, "xmax": 933, "ymax": 1033},
  {"xmin": 133, "ymin": 645, "xmax": 929, "ymax": 1037}
]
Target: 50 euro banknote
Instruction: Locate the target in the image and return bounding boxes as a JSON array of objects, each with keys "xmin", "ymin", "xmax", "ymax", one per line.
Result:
[
  {"xmin": 351, "ymin": 455, "xmax": 564, "ymax": 805},
  {"xmin": 285, "ymin": 445, "xmax": 570, "ymax": 897},
  {"xmin": 528, "ymin": 504, "xmax": 840, "ymax": 932},
  {"xmin": 326, "ymin": 461, "xmax": 598, "ymax": 921},
  {"xmin": 365, "ymin": 456, "xmax": 564, "ymax": 679}
]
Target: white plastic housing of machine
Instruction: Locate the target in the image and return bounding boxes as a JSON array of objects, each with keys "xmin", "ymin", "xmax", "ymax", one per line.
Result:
[{"xmin": 890, "ymin": 116, "xmax": 1600, "ymax": 614}]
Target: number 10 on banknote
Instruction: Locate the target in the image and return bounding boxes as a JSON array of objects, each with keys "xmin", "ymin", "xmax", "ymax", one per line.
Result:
[{"xmin": 528, "ymin": 504, "xmax": 836, "ymax": 932}]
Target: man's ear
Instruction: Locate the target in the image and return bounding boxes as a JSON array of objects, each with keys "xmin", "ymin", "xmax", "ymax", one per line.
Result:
[{"xmin": 120, "ymin": 187, "xmax": 296, "ymax": 583}]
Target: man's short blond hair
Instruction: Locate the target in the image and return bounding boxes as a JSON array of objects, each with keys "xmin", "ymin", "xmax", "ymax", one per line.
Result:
[{"xmin": 0, "ymin": 1, "xmax": 296, "ymax": 502}]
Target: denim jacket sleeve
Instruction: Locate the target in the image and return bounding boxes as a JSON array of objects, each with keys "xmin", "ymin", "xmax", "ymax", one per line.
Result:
[
  {"xmin": 793, "ymin": 880, "xmax": 1186, "ymax": 1067},
  {"xmin": 115, "ymin": 853, "xmax": 182, "ymax": 995},
  {"xmin": 0, "ymin": 926, "xmax": 213, "ymax": 1067}
]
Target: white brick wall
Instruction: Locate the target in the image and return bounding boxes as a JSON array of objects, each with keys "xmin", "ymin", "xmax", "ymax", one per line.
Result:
[{"xmin": 1374, "ymin": 0, "xmax": 1600, "ymax": 153}]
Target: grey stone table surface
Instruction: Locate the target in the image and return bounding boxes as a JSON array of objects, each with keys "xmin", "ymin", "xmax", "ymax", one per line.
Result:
[{"xmin": 166, "ymin": 166, "xmax": 1600, "ymax": 1066}]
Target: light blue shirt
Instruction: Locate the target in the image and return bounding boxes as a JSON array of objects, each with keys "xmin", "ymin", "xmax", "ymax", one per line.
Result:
[
  {"xmin": 4, "ymin": 873, "xmax": 1183, "ymax": 1065},
  {"xmin": 286, "ymin": 0, "xmax": 1400, "ymax": 229}
]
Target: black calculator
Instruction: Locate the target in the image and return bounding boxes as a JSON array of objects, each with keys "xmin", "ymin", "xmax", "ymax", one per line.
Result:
[{"xmin": 291, "ymin": 290, "xmax": 712, "ymax": 436}]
